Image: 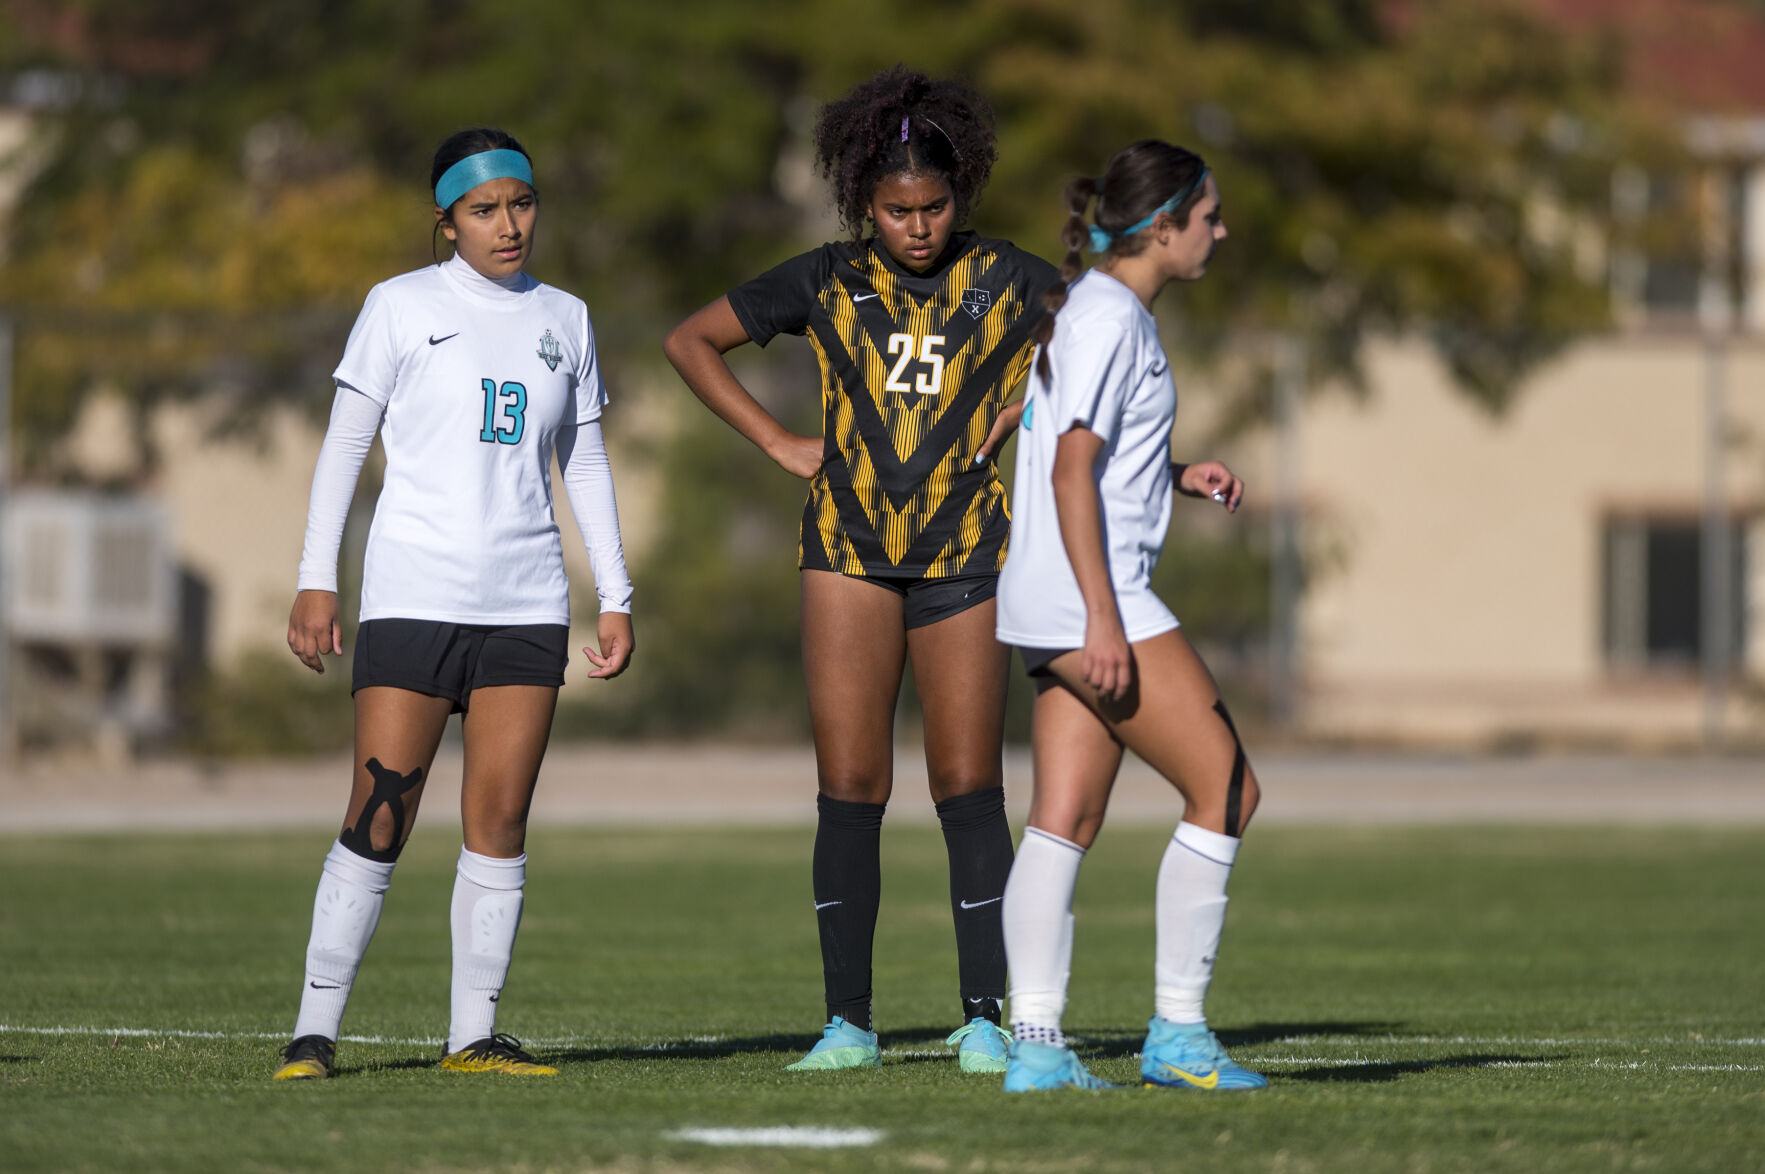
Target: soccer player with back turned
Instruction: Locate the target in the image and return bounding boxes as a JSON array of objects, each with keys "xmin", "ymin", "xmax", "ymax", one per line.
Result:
[{"xmin": 665, "ymin": 68, "xmax": 1058, "ymax": 1072}]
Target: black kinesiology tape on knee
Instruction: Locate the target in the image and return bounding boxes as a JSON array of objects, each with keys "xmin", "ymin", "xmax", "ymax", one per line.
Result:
[
  {"xmin": 338, "ymin": 758, "xmax": 424, "ymax": 863},
  {"xmin": 1212, "ymin": 700, "xmax": 1247, "ymax": 838}
]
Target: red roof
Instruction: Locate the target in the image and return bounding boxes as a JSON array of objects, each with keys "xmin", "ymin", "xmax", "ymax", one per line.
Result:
[{"xmin": 1525, "ymin": 0, "xmax": 1765, "ymax": 113}]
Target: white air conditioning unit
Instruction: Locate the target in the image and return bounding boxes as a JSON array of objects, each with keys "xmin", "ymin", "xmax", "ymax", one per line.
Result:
[{"xmin": 3, "ymin": 489, "xmax": 176, "ymax": 645}]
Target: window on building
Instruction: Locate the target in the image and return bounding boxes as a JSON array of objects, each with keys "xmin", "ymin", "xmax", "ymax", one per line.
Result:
[
  {"xmin": 1611, "ymin": 163, "xmax": 1760, "ymax": 330},
  {"xmin": 1603, "ymin": 516, "xmax": 1747, "ymax": 670}
]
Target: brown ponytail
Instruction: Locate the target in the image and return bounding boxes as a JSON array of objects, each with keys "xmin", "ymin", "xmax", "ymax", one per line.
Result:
[
  {"xmin": 1033, "ymin": 141, "xmax": 1208, "ymax": 381},
  {"xmin": 1033, "ymin": 176, "xmax": 1099, "ymax": 380}
]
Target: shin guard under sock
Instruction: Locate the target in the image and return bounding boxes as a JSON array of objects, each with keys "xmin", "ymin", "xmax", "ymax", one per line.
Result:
[
  {"xmin": 292, "ymin": 840, "xmax": 395, "ymax": 1042},
  {"xmin": 1004, "ymin": 827, "xmax": 1085, "ymax": 1047},
  {"xmin": 1153, "ymin": 821, "xmax": 1239, "ymax": 1024},
  {"xmin": 447, "ymin": 847, "xmax": 526, "ymax": 1054},
  {"xmin": 935, "ymin": 786, "xmax": 1012, "ymax": 1026},
  {"xmin": 812, "ymin": 793, "xmax": 885, "ymax": 1031}
]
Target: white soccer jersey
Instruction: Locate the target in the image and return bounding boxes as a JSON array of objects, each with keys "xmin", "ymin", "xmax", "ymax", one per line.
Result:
[
  {"xmin": 327, "ymin": 256, "xmax": 607, "ymax": 626},
  {"xmin": 996, "ymin": 269, "xmax": 1180, "ymax": 648}
]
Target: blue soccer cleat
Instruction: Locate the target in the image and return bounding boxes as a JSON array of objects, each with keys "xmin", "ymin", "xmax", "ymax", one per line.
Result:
[
  {"xmin": 784, "ymin": 1016, "xmax": 881, "ymax": 1071},
  {"xmin": 945, "ymin": 1018, "xmax": 1012, "ymax": 1074},
  {"xmin": 1139, "ymin": 1016, "xmax": 1268, "ymax": 1090},
  {"xmin": 1002, "ymin": 1038, "xmax": 1117, "ymax": 1091}
]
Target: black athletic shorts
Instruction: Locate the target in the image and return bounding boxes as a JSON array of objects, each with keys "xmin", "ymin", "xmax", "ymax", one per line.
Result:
[
  {"xmin": 1018, "ymin": 644, "xmax": 1076, "ymax": 694},
  {"xmin": 352, "ymin": 619, "xmax": 569, "ymax": 713},
  {"xmin": 856, "ymin": 572, "xmax": 998, "ymax": 630}
]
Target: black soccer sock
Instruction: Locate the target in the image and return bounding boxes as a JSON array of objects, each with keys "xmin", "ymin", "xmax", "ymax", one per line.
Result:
[
  {"xmin": 813, "ymin": 793, "xmax": 885, "ymax": 1032},
  {"xmin": 936, "ymin": 786, "xmax": 1012, "ymax": 1027}
]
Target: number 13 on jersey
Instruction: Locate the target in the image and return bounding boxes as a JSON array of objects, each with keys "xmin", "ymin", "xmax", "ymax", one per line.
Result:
[
  {"xmin": 479, "ymin": 378, "xmax": 527, "ymax": 445},
  {"xmin": 885, "ymin": 333, "xmax": 945, "ymax": 397}
]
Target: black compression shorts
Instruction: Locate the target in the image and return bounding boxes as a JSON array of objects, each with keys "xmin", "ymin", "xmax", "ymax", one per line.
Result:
[
  {"xmin": 352, "ymin": 619, "xmax": 568, "ymax": 713},
  {"xmin": 1017, "ymin": 644, "xmax": 1076, "ymax": 694},
  {"xmin": 834, "ymin": 571, "xmax": 998, "ymax": 630}
]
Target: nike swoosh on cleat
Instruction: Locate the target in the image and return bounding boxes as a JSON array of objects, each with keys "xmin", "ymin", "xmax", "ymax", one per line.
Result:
[
  {"xmin": 852, "ymin": 293, "xmax": 880, "ymax": 302},
  {"xmin": 1153, "ymin": 1064, "xmax": 1220, "ymax": 1089},
  {"xmin": 814, "ymin": 900, "xmax": 843, "ymax": 910},
  {"xmin": 958, "ymin": 897, "xmax": 1003, "ymax": 910},
  {"xmin": 428, "ymin": 333, "xmax": 460, "ymax": 345},
  {"xmin": 309, "ymin": 982, "xmax": 341, "ymax": 990}
]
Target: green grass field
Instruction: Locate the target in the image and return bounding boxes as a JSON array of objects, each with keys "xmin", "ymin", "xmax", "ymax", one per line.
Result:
[{"xmin": 3, "ymin": 821, "xmax": 1762, "ymax": 1172}]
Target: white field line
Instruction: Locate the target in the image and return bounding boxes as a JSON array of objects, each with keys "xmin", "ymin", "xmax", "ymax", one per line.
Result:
[
  {"xmin": 3, "ymin": 1025, "xmax": 1762, "ymax": 1074},
  {"xmin": 667, "ymin": 1127, "xmax": 882, "ymax": 1148}
]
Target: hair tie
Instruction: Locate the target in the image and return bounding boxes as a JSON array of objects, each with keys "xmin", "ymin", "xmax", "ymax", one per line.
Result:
[
  {"xmin": 1083, "ymin": 167, "xmax": 1210, "ymax": 253},
  {"xmin": 434, "ymin": 148, "xmax": 534, "ymax": 211},
  {"xmin": 901, "ymin": 116, "xmax": 911, "ymax": 142},
  {"xmin": 918, "ymin": 116, "xmax": 962, "ymax": 161}
]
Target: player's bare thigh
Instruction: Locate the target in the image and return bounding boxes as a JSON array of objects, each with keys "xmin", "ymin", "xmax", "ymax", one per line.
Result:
[
  {"xmin": 460, "ymin": 684, "xmax": 558, "ymax": 857},
  {"xmin": 1026, "ymin": 681, "xmax": 1124, "ymax": 849},
  {"xmin": 1045, "ymin": 628, "xmax": 1261, "ymax": 836},
  {"xmin": 800, "ymin": 569, "xmax": 907, "ymax": 805},
  {"xmin": 906, "ymin": 596, "xmax": 1009, "ymax": 804}
]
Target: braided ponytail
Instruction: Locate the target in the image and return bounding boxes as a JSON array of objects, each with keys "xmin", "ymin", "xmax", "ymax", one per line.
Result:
[
  {"xmin": 1033, "ymin": 176, "xmax": 1099, "ymax": 380},
  {"xmin": 1033, "ymin": 140, "xmax": 1208, "ymax": 382}
]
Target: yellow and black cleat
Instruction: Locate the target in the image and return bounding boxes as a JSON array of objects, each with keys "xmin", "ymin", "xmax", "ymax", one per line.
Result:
[
  {"xmin": 272, "ymin": 1035, "xmax": 335, "ymax": 1081},
  {"xmin": 439, "ymin": 1033, "xmax": 557, "ymax": 1076}
]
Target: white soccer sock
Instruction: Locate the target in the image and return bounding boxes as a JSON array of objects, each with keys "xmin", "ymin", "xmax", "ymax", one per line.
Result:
[
  {"xmin": 1153, "ymin": 821, "xmax": 1240, "ymax": 1025},
  {"xmin": 291, "ymin": 840, "xmax": 396, "ymax": 1042},
  {"xmin": 447, "ymin": 847, "xmax": 526, "ymax": 1054},
  {"xmin": 1003, "ymin": 827, "xmax": 1085, "ymax": 1048}
]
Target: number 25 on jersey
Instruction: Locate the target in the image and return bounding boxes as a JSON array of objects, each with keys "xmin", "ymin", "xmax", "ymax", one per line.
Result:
[
  {"xmin": 479, "ymin": 378, "xmax": 527, "ymax": 445},
  {"xmin": 885, "ymin": 333, "xmax": 945, "ymax": 397}
]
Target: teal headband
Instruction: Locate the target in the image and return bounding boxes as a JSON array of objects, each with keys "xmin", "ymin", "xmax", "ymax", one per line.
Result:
[
  {"xmin": 434, "ymin": 148, "xmax": 534, "ymax": 211},
  {"xmin": 1086, "ymin": 168, "xmax": 1210, "ymax": 253}
]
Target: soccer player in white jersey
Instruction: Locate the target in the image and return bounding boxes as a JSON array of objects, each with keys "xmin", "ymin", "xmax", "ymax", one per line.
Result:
[
  {"xmin": 993, "ymin": 139, "xmax": 1267, "ymax": 1092},
  {"xmin": 272, "ymin": 128, "xmax": 634, "ymax": 1080}
]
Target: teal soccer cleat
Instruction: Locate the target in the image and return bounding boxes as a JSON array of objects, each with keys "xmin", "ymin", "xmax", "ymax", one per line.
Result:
[
  {"xmin": 945, "ymin": 1018, "xmax": 1012, "ymax": 1074},
  {"xmin": 1002, "ymin": 1039, "xmax": 1117, "ymax": 1091},
  {"xmin": 1139, "ymin": 1016, "xmax": 1268, "ymax": 1090},
  {"xmin": 784, "ymin": 1016, "xmax": 881, "ymax": 1071}
]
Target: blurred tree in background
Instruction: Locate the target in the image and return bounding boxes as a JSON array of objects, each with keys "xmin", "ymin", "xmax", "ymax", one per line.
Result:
[
  {"xmin": 0, "ymin": 0, "xmax": 1684, "ymax": 745},
  {"xmin": 0, "ymin": 0, "xmax": 1678, "ymax": 437}
]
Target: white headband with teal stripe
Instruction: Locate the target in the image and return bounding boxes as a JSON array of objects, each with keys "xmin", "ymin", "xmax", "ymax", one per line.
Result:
[
  {"xmin": 434, "ymin": 148, "xmax": 534, "ymax": 211},
  {"xmin": 1086, "ymin": 168, "xmax": 1210, "ymax": 253}
]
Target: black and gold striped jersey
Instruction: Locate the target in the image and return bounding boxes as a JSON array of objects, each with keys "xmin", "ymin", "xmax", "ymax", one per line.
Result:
[{"xmin": 728, "ymin": 231, "xmax": 1058, "ymax": 580}]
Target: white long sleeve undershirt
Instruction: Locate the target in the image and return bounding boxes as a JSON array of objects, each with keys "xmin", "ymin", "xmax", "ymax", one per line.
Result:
[
  {"xmin": 556, "ymin": 420, "xmax": 633, "ymax": 614},
  {"xmin": 294, "ymin": 384, "xmax": 633, "ymax": 615},
  {"xmin": 296, "ymin": 385, "xmax": 382, "ymax": 595}
]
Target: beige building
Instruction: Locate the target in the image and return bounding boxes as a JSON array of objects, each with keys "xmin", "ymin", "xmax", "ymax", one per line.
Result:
[{"xmin": 1251, "ymin": 332, "xmax": 1764, "ymax": 748}]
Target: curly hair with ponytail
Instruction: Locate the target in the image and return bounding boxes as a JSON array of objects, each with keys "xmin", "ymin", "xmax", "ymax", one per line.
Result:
[
  {"xmin": 812, "ymin": 66, "xmax": 998, "ymax": 241},
  {"xmin": 1032, "ymin": 140, "xmax": 1208, "ymax": 377}
]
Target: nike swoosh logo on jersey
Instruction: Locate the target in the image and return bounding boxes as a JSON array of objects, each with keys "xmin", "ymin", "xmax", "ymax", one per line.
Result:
[
  {"xmin": 958, "ymin": 896, "xmax": 1003, "ymax": 910},
  {"xmin": 1153, "ymin": 1063, "xmax": 1220, "ymax": 1089},
  {"xmin": 428, "ymin": 332, "xmax": 460, "ymax": 345},
  {"xmin": 851, "ymin": 292, "xmax": 880, "ymax": 302},
  {"xmin": 814, "ymin": 900, "xmax": 843, "ymax": 910}
]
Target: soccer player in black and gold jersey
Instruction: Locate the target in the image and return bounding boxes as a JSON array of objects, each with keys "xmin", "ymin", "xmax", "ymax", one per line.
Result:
[{"xmin": 666, "ymin": 67, "xmax": 1057, "ymax": 1073}]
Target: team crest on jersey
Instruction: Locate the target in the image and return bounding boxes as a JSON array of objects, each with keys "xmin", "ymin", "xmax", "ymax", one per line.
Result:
[
  {"xmin": 536, "ymin": 329, "xmax": 563, "ymax": 372},
  {"xmin": 959, "ymin": 288, "xmax": 991, "ymax": 319}
]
